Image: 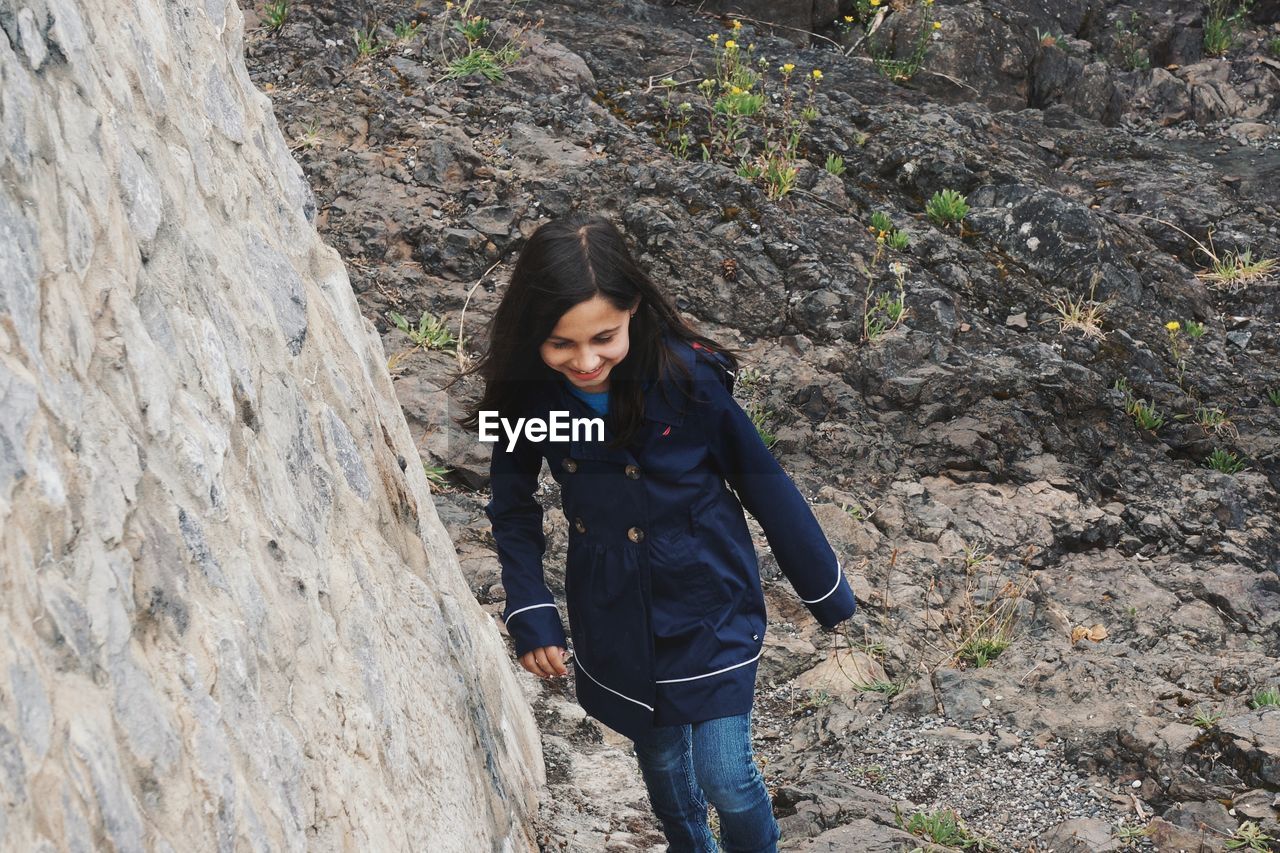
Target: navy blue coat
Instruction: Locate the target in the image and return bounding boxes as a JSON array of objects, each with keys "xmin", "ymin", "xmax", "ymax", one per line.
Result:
[{"xmin": 486, "ymin": 336, "xmax": 857, "ymax": 740}]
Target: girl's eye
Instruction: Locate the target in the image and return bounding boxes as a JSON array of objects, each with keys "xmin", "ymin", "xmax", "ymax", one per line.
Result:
[{"xmin": 550, "ymin": 336, "xmax": 613, "ymax": 349}]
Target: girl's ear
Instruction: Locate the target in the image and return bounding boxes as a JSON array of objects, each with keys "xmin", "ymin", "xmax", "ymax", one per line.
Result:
[{"xmin": 629, "ymin": 296, "xmax": 641, "ymax": 316}]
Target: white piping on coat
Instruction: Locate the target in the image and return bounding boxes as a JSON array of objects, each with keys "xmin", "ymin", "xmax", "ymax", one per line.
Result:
[
  {"xmin": 572, "ymin": 656, "xmax": 656, "ymax": 711},
  {"xmin": 799, "ymin": 557, "xmax": 843, "ymax": 604},
  {"xmin": 505, "ymin": 601, "xmax": 559, "ymax": 622},
  {"xmin": 655, "ymin": 649, "xmax": 763, "ymax": 684}
]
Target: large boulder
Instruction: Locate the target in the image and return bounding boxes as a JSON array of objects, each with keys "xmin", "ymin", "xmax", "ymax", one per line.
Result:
[{"xmin": 0, "ymin": 1, "xmax": 542, "ymax": 850}]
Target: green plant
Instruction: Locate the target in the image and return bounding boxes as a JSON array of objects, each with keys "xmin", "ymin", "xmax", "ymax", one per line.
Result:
[
  {"xmin": 857, "ymin": 0, "xmax": 944, "ymax": 82},
  {"xmin": 452, "ymin": 13, "xmax": 490, "ymax": 44},
  {"xmin": 1268, "ymin": 388, "xmax": 1280, "ymax": 406},
  {"xmin": 1126, "ymin": 397, "xmax": 1165, "ymax": 431},
  {"xmin": 762, "ymin": 157, "xmax": 798, "ymax": 199},
  {"xmin": 790, "ymin": 689, "xmax": 833, "ymax": 716},
  {"xmin": 858, "ymin": 638, "xmax": 886, "ymax": 658},
  {"xmin": 289, "ymin": 120, "xmax": 325, "ymax": 152},
  {"xmin": 394, "ymin": 20, "xmax": 423, "ymax": 41},
  {"xmin": 926, "ymin": 188, "xmax": 969, "ymax": 227},
  {"xmin": 658, "ymin": 78, "xmax": 694, "ymax": 159},
  {"xmin": 1192, "ymin": 705, "xmax": 1223, "ymax": 729},
  {"xmin": 895, "ymin": 806, "xmax": 993, "ymax": 849},
  {"xmin": 389, "ymin": 309, "xmax": 458, "ymax": 355},
  {"xmin": 1203, "ymin": 0, "xmax": 1252, "ymax": 57},
  {"xmin": 1113, "ymin": 821, "xmax": 1154, "ymax": 843},
  {"xmin": 940, "ymin": 544, "xmax": 1027, "ymax": 671},
  {"xmin": 655, "ymin": 31, "xmax": 823, "ymax": 200},
  {"xmin": 435, "ymin": 0, "xmax": 530, "ymax": 85},
  {"xmin": 1205, "ymin": 448, "xmax": 1245, "ymax": 474},
  {"xmin": 860, "ymin": 680, "xmax": 903, "ymax": 697},
  {"xmin": 862, "ymin": 256, "xmax": 909, "ymax": 343},
  {"xmin": 1269, "ymin": 36, "xmax": 1280, "ymax": 57},
  {"xmin": 1250, "ymin": 686, "xmax": 1280, "ymax": 709},
  {"xmin": 1053, "ymin": 283, "xmax": 1110, "ymax": 340},
  {"xmin": 1185, "ymin": 319, "xmax": 1206, "ymax": 338},
  {"xmin": 735, "ymin": 365, "xmax": 763, "ymax": 396},
  {"xmin": 443, "ymin": 44, "xmax": 520, "ymax": 80},
  {"xmin": 746, "ymin": 402, "xmax": 778, "ymax": 449},
  {"xmin": 353, "ymin": 26, "xmax": 379, "ymax": 58},
  {"xmin": 1113, "ymin": 12, "xmax": 1150, "ymax": 70},
  {"xmin": 962, "ymin": 542, "xmax": 991, "ymax": 571},
  {"xmin": 1200, "ymin": 246, "xmax": 1278, "ymax": 290},
  {"xmin": 424, "ymin": 463, "xmax": 451, "ymax": 488},
  {"xmin": 824, "ymin": 152, "xmax": 846, "ymax": 176},
  {"xmin": 958, "ymin": 636, "xmax": 1008, "ymax": 668},
  {"xmin": 263, "ymin": 0, "xmax": 289, "ymax": 31},
  {"xmin": 1194, "ymin": 405, "xmax": 1234, "ymax": 436},
  {"xmin": 1225, "ymin": 820, "xmax": 1275, "ymax": 851},
  {"xmin": 1165, "ymin": 320, "xmax": 1191, "ymax": 389},
  {"xmin": 868, "ymin": 211, "xmax": 911, "ymax": 251}
]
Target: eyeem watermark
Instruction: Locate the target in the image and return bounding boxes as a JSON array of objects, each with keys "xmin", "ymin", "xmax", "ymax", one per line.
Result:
[{"xmin": 478, "ymin": 411, "xmax": 604, "ymax": 451}]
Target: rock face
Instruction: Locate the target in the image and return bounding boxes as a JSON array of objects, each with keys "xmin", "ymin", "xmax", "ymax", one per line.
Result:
[{"xmin": 0, "ymin": 1, "xmax": 542, "ymax": 850}]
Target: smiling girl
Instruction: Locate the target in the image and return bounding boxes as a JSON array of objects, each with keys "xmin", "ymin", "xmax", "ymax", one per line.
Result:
[{"xmin": 460, "ymin": 213, "xmax": 856, "ymax": 852}]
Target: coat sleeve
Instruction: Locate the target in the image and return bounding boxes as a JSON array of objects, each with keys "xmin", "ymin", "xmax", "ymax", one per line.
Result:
[
  {"xmin": 694, "ymin": 354, "xmax": 857, "ymax": 630},
  {"xmin": 485, "ymin": 427, "xmax": 568, "ymax": 656}
]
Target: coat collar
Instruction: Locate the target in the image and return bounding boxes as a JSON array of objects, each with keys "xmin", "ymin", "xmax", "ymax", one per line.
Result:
[{"xmin": 642, "ymin": 335, "xmax": 697, "ymax": 427}]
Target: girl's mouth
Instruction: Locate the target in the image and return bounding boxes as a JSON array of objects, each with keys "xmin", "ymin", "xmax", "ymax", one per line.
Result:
[{"xmin": 569, "ymin": 364, "xmax": 604, "ymax": 381}]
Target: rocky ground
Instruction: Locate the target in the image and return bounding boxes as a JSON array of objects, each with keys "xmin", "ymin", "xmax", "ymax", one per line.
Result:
[{"xmin": 240, "ymin": 0, "xmax": 1280, "ymax": 849}]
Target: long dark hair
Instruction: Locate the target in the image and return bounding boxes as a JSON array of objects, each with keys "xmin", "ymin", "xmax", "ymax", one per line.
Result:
[{"xmin": 457, "ymin": 213, "xmax": 735, "ymax": 447}]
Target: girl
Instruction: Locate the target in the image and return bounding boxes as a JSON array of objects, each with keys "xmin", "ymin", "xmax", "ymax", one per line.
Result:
[{"xmin": 461, "ymin": 213, "xmax": 856, "ymax": 853}]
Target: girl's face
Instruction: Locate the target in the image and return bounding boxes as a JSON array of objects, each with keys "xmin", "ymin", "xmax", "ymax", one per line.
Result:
[{"xmin": 540, "ymin": 294, "xmax": 635, "ymax": 392}]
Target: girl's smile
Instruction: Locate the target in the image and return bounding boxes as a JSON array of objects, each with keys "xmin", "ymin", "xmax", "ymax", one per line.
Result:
[{"xmin": 540, "ymin": 294, "xmax": 637, "ymax": 392}]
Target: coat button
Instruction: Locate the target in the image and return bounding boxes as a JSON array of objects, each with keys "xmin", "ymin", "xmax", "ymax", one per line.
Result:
[
  {"xmin": 626, "ymin": 526, "xmax": 644, "ymax": 543},
  {"xmin": 574, "ymin": 517, "xmax": 587, "ymax": 534},
  {"xmin": 562, "ymin": 457, "xmax": 578, "ymax": 473},
  {"xmin": 624, "ymin": 464, "xmax": 641, "ymax": 479}
]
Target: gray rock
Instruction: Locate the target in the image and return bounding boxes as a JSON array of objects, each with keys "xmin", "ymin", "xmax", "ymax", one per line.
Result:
[
  {"xmin": 16, "ymin": 8, "xmax": 47, "ymax": 69},
  {"xmin": 116, "ymin": 138, "xmax": 164, "ymax": 249},
  {"xmin": 324, "ymin": 407, "xmax": 371, "ymax": 500},
  {"xmin": 245, "ymin": 232, "xmax": 309, "ymax": 355},
  {"xmin": 9, "ymin": 656, "xmax": 52, "ymax": 760},
  {"xmin": 0, "ymin": 193, "xmax": 41, "ymax": 359},
  {"xmin": 1037, "ymin": 817, "xmax": 1121, "ymax": 851}
]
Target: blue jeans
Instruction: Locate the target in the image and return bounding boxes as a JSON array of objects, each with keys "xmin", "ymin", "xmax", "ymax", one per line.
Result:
[{"xmin": 630, "ymin": 711, "xmax": 780, "ymax": 853}]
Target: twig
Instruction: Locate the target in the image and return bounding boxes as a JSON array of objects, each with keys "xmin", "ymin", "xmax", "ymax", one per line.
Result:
[
  {"xmin": 915, "ymin": 68, "xmax": 981, "ymax": 95},
  {"xmin": 641, "ymin": 46, "xmax": 699, "ymax": 93},
  {"xmin": 456, "ymin": 258, "xmax": 505, "ymax": 370},
  {"xmin": 845, "ymin": 8, "xmax": 887, "ymax": 56},
  {"xmin": 692, "ymin": 9, "xmax": 844, "ymax": 53}
]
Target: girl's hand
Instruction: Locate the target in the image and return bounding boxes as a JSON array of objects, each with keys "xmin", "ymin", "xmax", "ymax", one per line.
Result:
[{"xmin": 520, "ymin": 645, "xmax": 569, "ymax": 678}]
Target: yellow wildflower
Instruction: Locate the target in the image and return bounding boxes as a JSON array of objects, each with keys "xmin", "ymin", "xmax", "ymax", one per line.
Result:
[
  {"xmin": 732, "ymin": 19, "xmax": 742, "ymax": 30},
  {"xmin": 843, "ymin": 15, "xmax": 854, "ymax": 22},
  {"xmin": 730, "ymin": 85, "xmax": 744, "ymax": 95},
  {"xmin": 708, "ymin": 33, "xmax": 719, "ymax": 42},
  {"xmin": 933, "ymin": 20, "xmax": 941, "ymax": 29},
  {"xmin": 725, "ymin": 39, "xmax": 737, "ymax": 49},
  {"xmin": 445, "ymin": 0, "xmax": 453, "ymax": 8},
  {"xmin": 780, "ymin": 62, "xmax": 795, "ymax": 73},
  {"xmin": 811, "ymin": 69, "xmax": 823, "ymax": 80},
  {"xmin": 870, "ymin": 0, "xmax": 880, "ymax": 6},
  {"xmin": 1166, "ymin": 321, "xmax": 1181, "ymax": 332}
]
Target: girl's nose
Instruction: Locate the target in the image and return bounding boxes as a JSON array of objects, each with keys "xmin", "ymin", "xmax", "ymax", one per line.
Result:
[{"xmin": 570, "ymin": 350, "xmax": 602, "ymax": 372}]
